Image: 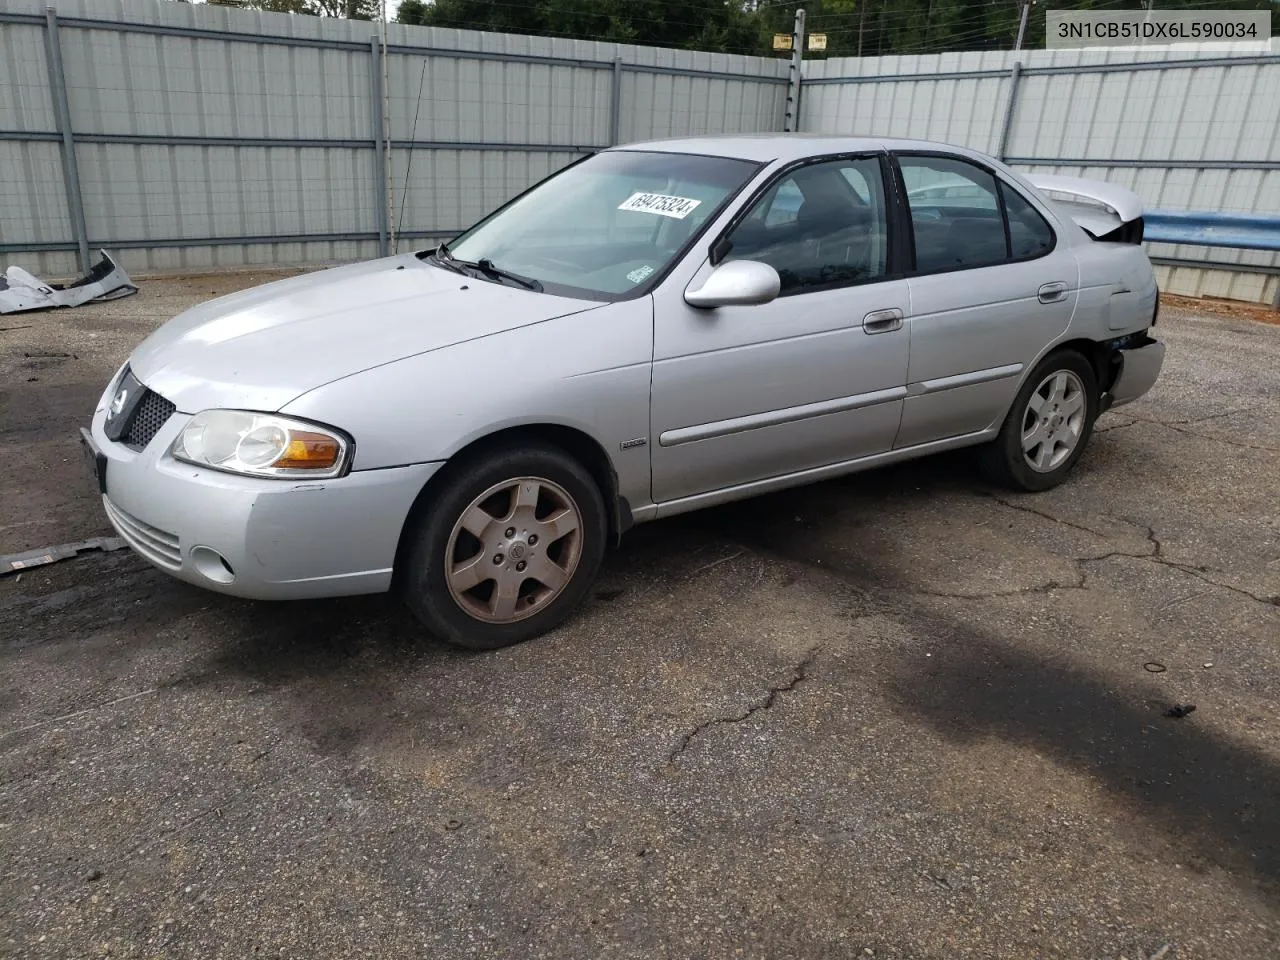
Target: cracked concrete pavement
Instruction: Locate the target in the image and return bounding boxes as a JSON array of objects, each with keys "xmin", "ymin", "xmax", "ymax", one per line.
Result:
[{"xmin": 2, "ymin": 273, "xmax": 1278, "ymax": 959}]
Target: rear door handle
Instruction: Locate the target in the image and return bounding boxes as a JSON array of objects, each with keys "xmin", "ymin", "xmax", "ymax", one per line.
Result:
[
  {"xmin": 862, "ymin": 308, "xmax": 903, "ymax": 334},
  {"xmin": 1038, "ymin": 282, "xmax": 1069, "ymax": 304}
]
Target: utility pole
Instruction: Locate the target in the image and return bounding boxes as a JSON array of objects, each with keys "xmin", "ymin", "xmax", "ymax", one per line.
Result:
[
  {"xmin": 1014, "ymin": 0, "xmax": 1031, "ymax": 52},
  {"xmin": 1140, "ymin": 0, "xmax": 1156, "ymax": 46},
  {"xmin": 783, "ymin": 7, "xmax": 805, "ymax": 132},
  {"xmin": 381, "ymin": 0, "xmax": 396, "ymax": 253}
]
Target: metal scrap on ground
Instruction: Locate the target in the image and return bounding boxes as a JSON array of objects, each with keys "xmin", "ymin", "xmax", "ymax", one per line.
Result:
[
  {"xmin": 0, "ymin": 250, "xmax": 137, "ymax": 314},
  {"xmin": 2, "ymin": 537, "xmax": 128, "ymax": 575}
]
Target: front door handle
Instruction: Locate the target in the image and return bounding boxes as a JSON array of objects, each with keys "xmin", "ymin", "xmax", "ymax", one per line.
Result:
[
  {"xmin": 1038, "ymin": 281, "xmax": 1069, "ymax": 304},
  {"xmin": 863, "ymin": 308, "xmax": 903, "ymax": 334}
]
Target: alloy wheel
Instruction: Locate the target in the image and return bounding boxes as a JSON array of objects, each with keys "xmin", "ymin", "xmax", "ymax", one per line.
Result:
[
  {"xmin": 1021, "ymin": 369, "xmax": 1087, "ymax": 473},
  {"xmin": 444, "ymin": 476, "xmax": 584, "ymax": 623}
]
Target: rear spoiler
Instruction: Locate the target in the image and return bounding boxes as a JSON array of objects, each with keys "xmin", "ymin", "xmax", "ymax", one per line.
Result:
[{"xmin": 1025, "ymin": 174, "xmax": 1145, "ymax": 244}]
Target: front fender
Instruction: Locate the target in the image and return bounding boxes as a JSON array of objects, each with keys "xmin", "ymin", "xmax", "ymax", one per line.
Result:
[{"xmin": 280, "ymin": 298, "xmax": 655, "ymax": 510}]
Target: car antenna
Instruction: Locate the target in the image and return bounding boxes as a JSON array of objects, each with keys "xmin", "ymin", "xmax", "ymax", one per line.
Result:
[{"xmin": 397, "ymin": 57, "xmax": 430, "ymax": 250}]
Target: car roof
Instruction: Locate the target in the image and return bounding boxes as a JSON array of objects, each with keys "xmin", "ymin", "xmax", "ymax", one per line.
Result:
[{"xmin": 610, "ymin": 134, "xmax": 993, "ymax": 165}]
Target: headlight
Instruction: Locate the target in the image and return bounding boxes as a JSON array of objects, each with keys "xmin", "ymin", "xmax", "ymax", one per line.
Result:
[
  {"xmin": 98, "ymin": 362, "xmax": 129, "ymax": 412},
  {"xmin": 171, "ymin": 410, "xmax": 351, "ymax": 479}
]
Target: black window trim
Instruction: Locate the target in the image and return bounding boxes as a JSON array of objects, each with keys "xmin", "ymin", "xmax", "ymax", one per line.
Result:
[
  {"xmin": 995, "ymin": 170, "xmax": 1014, "ymax": 260},
  {"xmin": 891, "ymin": 149, "xmax": 1058, "ymax": 279},
  {"xmin": 707, "ymin": 149, "xmax": 905, "ymax": 299},
  {"xmin": 884, "ymin": 151, "xmax": 915, "ymax": 275}
]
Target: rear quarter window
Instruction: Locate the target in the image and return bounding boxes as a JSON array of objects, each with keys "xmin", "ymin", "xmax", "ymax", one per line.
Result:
[{"xmin": 1000, "ymin": 182, "xmax": 1055, "ymax": 259}]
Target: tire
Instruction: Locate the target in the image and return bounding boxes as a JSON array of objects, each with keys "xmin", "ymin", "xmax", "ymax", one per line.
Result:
[
  {"xmin": 979, "ymin": 349, "xmax": 1099, "ymax": 492},
  {"xmin": 399, "ymin": 443, "xmax": 608, "ymax": 650}
]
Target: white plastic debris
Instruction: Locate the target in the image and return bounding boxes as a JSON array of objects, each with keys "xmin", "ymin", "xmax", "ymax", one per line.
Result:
[{"xmin": 0, "ymin": 249, "xmax": 137, "ymax": 314}]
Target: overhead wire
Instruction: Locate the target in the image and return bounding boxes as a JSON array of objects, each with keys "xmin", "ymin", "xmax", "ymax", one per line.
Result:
[
  {"xmin": 797, "ymin": 0, "xmax": 1257, "ymax": 33},
  {"xmin": 792, "ymin": 0, "xmax": 1260, "ymax": 57},
  {"xmin": 397, "ymin": 0, "xmax": 987, "ymax": 56},
  {"xmin": 396, "ymin": 0, "xmax": 1271, "ymax": 58}
]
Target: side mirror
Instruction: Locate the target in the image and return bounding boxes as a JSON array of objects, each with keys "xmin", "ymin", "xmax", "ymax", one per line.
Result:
[{"xmin": 684, "ymin": 260, "xmax": 781, "ymax": 309}]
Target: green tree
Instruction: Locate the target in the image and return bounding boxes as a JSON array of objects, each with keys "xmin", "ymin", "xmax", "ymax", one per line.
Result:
[
  {"xmin": 398, "ymin": 0, "xmax": 1279, "ymax": 55},
  {"xmin": 239, "ymin": 0, "xmax": 381, "ymax": 18},
  {"xmin": 397, "ymin": 0, "xmax": 429, "ymax": 22},
  {"xmin": 399, "ymin": 0, "xmax": 765, "ymax": 53}
]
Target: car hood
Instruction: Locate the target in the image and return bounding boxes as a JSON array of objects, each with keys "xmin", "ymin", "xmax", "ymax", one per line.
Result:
[{"xmin": 129, "ymin": 254, "xmax": 601, "ymax": 412}]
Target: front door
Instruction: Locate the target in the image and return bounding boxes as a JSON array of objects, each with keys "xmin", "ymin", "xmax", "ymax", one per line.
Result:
[{"xmin": 650, "ymin": 154, "xmax": 911, "ymax": 505}]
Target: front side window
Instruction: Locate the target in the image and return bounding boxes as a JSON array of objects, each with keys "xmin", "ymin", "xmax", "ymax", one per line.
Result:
[
  {"xmin": 445, "ymin": 150, "xmax": 761, "ymax": 300},
  {"xmin": 722, "ymin": 156, "xmax": 889, "ymax": 295},
  {"xmin": 899, "ymin": 154, "xmax": 1008, "ymax": 272}
]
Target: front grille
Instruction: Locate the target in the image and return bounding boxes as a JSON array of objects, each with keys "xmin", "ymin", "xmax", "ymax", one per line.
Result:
[
  {"xmin": 123, "ymin": 389, "xmax": 176, "ymax": 450},
  {"xmin": 103, "ymin": 497, "xmax": 182, "ymax": 569}
]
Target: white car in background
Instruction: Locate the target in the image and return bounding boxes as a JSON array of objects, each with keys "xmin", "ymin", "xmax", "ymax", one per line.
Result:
[{"xmin": 83, "ymin": 136, "xmax": 1163, "ymax": 649}]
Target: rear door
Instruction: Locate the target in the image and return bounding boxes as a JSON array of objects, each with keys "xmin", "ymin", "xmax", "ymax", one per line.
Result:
[{"xmin": 893, "ymin": 152, "xmax": 1079, "ymax": 449}]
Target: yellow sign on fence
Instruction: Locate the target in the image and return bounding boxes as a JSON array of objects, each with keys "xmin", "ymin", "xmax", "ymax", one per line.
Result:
[
  {"xmin": 772, "ymin": 33, "xmax": 793, "ymax": 51},
  {"xmin": 808, "ymin": 33, "xmax": 828, "ymax": 51}
]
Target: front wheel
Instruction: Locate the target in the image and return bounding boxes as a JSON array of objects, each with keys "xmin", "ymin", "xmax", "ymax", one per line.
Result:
[
  {"xmin": 980, "ymin": 350, "xmax": 1099, "ymax": 492},
  {"xmin": 399, "ymin": 444, "xmax": 608, "ymax": 650}
]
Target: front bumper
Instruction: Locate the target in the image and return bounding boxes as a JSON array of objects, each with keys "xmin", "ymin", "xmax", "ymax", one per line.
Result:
[
  {"xmin": 86, "ymin": 403, "xmax": 440, "ymax": 600},
  {"xmin": 1108, "ymin": 338, "xmax": 1166, "ymax": 408}
]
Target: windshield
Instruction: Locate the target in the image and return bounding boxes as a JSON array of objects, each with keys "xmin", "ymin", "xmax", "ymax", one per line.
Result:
[{"xmin": 442, "ymin": 150, "xmax": 762, "ymax": 300}]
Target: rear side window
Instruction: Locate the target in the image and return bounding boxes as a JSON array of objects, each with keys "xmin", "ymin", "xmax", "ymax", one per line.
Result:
[
  {"xmin": 1000, "ymin": 181, "xmax": 1055, "ymax": 258},
  {"xmin": 899, "ymin": 155, "xmax": 1008, "ymax": 272}
]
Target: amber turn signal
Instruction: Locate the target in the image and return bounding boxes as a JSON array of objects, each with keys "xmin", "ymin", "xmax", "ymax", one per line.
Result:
[{"xmin": 276, "ymin": 431, "xmax": 342, "ymax": 469}]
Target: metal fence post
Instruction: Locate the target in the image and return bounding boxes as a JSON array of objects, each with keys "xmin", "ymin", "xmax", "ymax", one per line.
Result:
[
  {"xmin": 370, "ymin": 35, "xmax": 389, "ymax": 258},
  {"xmin": 610, "ymin": 57, "xmax": 623, "ymax": 146},
  {"xmin": 782, "ymin": 8, "xmax": 805, "ymax": 132},
  {"xmin": 44, "ymin": 7, "xmax": 90, "ymax": 273},
  {"xmin": 997, "ymin": 61, "xmax": 1023, "ymax": 161}
]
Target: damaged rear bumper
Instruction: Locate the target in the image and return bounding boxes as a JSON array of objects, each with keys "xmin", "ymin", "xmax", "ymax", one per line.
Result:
[{"xmin": 1107, "ymin": 338, "xmax": 1166, "ymax": 408}]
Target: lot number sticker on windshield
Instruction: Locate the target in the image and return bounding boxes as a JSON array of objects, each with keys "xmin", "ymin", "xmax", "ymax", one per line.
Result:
[
  {"xmin": 626, "ymin": 265, "xmax": 655, "ymax": 284},
  {"xmin": 618, "ymin": 192, "xmax": 702, "ymax": 219}
]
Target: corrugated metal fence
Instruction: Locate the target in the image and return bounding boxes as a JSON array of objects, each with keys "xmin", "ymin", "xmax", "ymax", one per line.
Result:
[
  {"xmin": 0, "ymin": 0, "xmax": 788, "ymax": 276},
  {"xmin": 801, "ymin": 44, "xmax": 1280, "ymax": 306},
  {"xmin": 2, "ymin": 0, "xmax": 1278, "ymax": 306}
]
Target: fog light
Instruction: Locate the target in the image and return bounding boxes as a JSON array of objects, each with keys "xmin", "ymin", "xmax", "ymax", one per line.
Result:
[{"xmin": 190, "ymin": 545, "xmax": 235, "ymax": 584}]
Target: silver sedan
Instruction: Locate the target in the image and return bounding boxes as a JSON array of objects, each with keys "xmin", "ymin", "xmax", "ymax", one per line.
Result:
[{"xmin": 83, "ymin": 136, "xmax": 1164, "ymax": 649}]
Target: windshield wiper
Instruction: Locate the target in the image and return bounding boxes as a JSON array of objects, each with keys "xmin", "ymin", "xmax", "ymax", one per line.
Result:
[
  {"xmin": 423, "ymin": 243, "xmax": 543, "ymax": 292},
  {"xmin": 473, "ymin": 258, "xmax": 542, "ymax": 292},
  {"xmin": 425, "ymin": 241, "xmax": 466, "ymax": 275}
]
